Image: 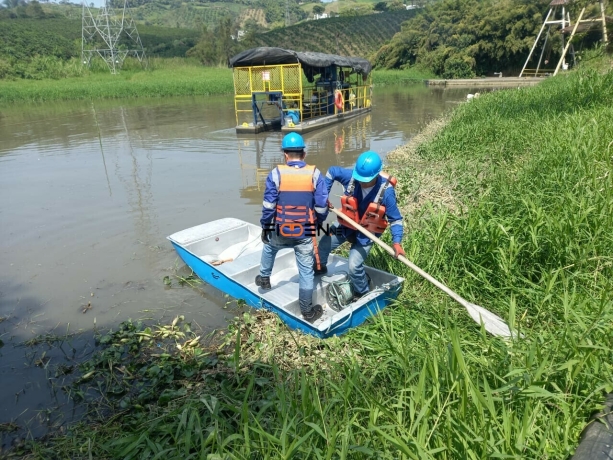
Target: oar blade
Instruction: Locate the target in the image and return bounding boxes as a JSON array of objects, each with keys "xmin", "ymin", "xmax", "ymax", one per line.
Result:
[{"xmin": 465, "ymin": 302, "xmax": 515, "ymax": 338}]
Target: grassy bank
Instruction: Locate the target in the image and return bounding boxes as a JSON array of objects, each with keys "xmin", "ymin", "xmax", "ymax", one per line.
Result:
[
  {"xmin": 0, "ymin": 59, "xmax": 234, "ymax": 105},
  {"xmin": 0, "ymin": 57, "xmax": 432, "ymax": 105},
  {"xmin": 13, "ymin": 68, "xmax": 613, "ymax": 459}
]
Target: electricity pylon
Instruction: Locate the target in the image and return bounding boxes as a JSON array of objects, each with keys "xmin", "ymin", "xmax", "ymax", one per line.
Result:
[{"xmin": 82, "ymin": 0, "xmax": 147, "ymax": 74}]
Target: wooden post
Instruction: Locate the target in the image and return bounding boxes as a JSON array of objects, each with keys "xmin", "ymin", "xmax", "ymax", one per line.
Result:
[{"xmin": 555, "ymin": 8, "xmax": 585, "ymax": 76}]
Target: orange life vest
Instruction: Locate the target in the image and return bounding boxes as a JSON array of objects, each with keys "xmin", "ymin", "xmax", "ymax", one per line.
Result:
[
  {"xmin": 338, "ymin": 172, "xmax": 397, "ymax": 233},
  {"xmin": 275, "ymin": 164, "xmax": 316, "ymax": 239}
]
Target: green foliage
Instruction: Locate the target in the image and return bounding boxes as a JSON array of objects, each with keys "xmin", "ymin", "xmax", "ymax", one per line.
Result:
[
  {"xmin": 312, "ymin": 4, "xmax": 325, "ymax": 15},
  {"xmin": 0, "ymin": 17, "xmax": 200, "ymax": 79},
  {"xmin": 410, "ymin": 68, "xmax": 613, "ymax": 313},
  {"xmin": 0, "ymin": 18, "xmax": 77, "ymax": 61},
  {"xmin": 374, "ymin": 0, "xmax": 550, "ymax": 77},
  {"xmin": 373, "ymin": 1, "xmax": 388, "ymax": 12},
  {"xmin": 256, "ymin": 0, "xmax": 306, "ymax": 25},
  {"xmin": 187, "ymin": 15, "xmax": 240, "ymax": 66},
  {"xmin": 0, "ymin": 0, "xmax": 57, "ymax": 19}
]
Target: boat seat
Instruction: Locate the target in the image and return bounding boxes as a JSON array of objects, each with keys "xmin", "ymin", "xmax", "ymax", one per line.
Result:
[
  {"xmin": 214, "ymin": 250, "xmax": 263, "ymax": 277},
  {"xmin": 217, "ymin": 248, "xmax": 294, "ymax": 281}
]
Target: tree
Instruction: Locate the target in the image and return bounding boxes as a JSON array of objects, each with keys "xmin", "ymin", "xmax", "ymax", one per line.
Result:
[
  {"xmin": 373, "ymin": 0, "xmax": 544, "ymax": 77},
  {"xmin": 312, "ymin": 4, "xmax": 325, "ymax": 15},
  {"xmin": 388, "ymin": 0, "xmax": 406, "ymax": 11},
  {"xmin": 187, "ymin": 15, "xmax": 241, "ymax": 66},
  {"xmin": 373, "ymin": 2, "xmax": 388, "ymax": 12}
]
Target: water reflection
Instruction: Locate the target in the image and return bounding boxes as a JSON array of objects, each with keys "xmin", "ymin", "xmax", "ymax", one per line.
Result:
[{"xmin": 236, "ymin": 113, "xmax": 375, "ymax": 204}]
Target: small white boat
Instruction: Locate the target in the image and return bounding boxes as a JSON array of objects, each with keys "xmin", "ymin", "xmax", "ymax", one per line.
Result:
[{"xmin": 167, "ymin": 218, "xmax": 404, "ymax": 338}]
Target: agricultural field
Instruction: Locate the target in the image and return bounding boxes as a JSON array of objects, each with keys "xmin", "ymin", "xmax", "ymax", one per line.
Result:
[
  {"xmin": 237, "ymin": 7, "xmax": 267, "ymax": 27},
  {"xmin": 0, "ymin": 17, "xmax": 200, "ymax": 70},
  {"xmin": 251, "ymin": 10, "xmax": 416, "ymax": 59}
]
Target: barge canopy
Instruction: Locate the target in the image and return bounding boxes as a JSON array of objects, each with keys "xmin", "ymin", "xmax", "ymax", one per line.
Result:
[{"xmin": 229, "ymin": 47, "xmax": 372, "ymax": 81}]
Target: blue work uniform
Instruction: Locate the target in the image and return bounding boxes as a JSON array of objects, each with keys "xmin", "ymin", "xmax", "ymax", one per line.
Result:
[
  {"xmin": 259, "ymin": 160, "xmax": 328, "ymax": 315},
  {"xmin": 318, "ymin": 166, "xmax": 404, "ymax": 295}
]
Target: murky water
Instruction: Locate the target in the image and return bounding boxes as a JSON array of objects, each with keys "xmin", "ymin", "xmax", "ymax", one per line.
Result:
[{"xmin": 0, "ymin": 83, "xmax": 484, "ymax": 446}]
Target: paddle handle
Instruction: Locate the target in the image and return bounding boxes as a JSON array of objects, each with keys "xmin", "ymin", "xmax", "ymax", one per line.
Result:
[{"xmin": 329, "ymin": 207, "xmax": 471, "ymax": 308}]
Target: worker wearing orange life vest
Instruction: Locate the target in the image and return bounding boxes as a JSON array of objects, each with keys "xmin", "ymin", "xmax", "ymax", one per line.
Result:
[
  {"xmin": 256, "ymin": 133, "xmax": 329, "ymax": 323},
  {"xmin": 316, "ymin": 151, "xmax": 405, "ymax": 298}
]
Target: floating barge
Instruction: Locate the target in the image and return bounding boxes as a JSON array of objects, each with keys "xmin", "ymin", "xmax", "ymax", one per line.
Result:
[
  {"xmin": 229, "ymin": 47, "xmax": 373, "ymax": 134},
  {"xmin": 167, "ymin": 218, "xmax": 403, "ymax": 338}
]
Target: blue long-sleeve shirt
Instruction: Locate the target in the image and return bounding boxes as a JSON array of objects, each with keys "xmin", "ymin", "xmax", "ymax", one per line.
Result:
[
  {"xmin": 261, "ymin": 160, "xmax": 329, "ymax": 227},
  {"xmin": 325, "ymin": 166, "xmax": 404, "ymax": 246}
]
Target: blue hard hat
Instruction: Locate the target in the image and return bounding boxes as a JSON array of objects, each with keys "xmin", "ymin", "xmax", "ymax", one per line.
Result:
[
  {"xmin": 282, "ymin": 132, "xmax": 305, "ymax": 151},
  {"xmin": 352, "ymin": 151, "xmax": 382, "ymax": 182}
]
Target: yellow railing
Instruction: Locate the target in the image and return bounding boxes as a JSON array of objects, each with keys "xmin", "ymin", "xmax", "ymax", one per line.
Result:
[{"xmin": 234, "ymin": 63, "xmax": 302, "ymax": 126}]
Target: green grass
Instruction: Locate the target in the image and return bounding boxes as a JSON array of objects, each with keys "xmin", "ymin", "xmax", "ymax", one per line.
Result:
[
  {"xmin": 0, "ymin": 59, "xmax": 233, "ymax": 105},
  {"xmin": 15, "ymin": 67, "xmax": 613, "ymax": 459},
  {"xmin": 373, "ymin": 67, "xmax": 436, "ymax": 84},
  {"xmin": 0, "ymin": 58, "xmax": 436, "ymax": 105}
]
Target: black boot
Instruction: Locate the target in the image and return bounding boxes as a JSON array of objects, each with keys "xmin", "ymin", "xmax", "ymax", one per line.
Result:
[
  {"xmin": 303, "ymin": 304, "xmax": 323, "ymax": 323},
  {"xmin": 255, "ymin": 275, "xmax": 271, "ymax": 290},
  {"xmin": 314, "ymin": 265, "xmax": 327, "ymax": 276}
]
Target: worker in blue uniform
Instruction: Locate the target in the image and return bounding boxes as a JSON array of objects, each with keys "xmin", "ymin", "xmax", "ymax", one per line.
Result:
[
  {"xmin": 316, "ymin": 150, "xmax": 405, "ymax": 299},
  {"xmin": 256, "ymin": 132, "xmax": 329, "ymax": 323}
]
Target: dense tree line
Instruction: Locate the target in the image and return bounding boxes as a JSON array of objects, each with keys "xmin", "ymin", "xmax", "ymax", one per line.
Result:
[
  {"xmin": 374, "ymin": 0, "xmax": 551, "ymax": 77},
  {"xmin": 3, "ymin": 0, "xmax": 610, "ymax": 80}
]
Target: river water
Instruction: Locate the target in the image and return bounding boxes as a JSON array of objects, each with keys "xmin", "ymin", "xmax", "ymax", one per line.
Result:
[{"xmin": 0, "ymin": 83, "xmax": 482, "ymax": 447}]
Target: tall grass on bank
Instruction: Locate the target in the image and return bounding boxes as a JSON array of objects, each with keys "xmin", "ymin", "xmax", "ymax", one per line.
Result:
[
  {"xmin": 0, "ymin": 56, "xmax": 435, "ymax": 105},
  {"xmin": 20, "ymin": 69, "xmax": 613, "ymax": 459},
  {"xmin": 0, "ymin": 58, "xmax": 233, "ymax": 105}
]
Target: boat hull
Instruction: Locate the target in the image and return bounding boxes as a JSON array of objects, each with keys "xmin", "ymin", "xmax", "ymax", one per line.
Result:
[{"xmin": 168, "ymin": 218, "xmax": 403, "ymax": 338}]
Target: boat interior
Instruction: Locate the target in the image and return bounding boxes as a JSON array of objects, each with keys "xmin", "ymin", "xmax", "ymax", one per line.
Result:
[{"xmin": 168, "ymin": 218, "xmax": 403, "ymax": 328}]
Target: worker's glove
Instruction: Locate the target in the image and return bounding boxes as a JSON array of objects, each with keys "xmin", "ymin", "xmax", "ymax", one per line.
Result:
[
  {"xmin": 261, "ymin": 229, "xmax": 271, "ymax": 245},
  {"xmin": 327, "ymin": 200, "xmax": 334, "ymax": 209},
  {"xmin": 393, "ymin": 243, "xmax": 406, "ymax": 259}
]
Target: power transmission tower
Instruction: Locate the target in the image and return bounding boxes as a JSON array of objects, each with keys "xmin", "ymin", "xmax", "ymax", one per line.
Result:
[{"xmin": 82, "ymin": 0, "xmax": 147, "ymax": 74}]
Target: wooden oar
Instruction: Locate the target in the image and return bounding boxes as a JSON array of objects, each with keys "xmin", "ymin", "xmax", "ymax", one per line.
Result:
[{"xmin": 330, "ymin": 207, "xmax": 515, "ymax": 338}]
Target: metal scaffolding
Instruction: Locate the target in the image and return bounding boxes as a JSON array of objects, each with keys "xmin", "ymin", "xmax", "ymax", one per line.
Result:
[
  {"xmin": 520, "ymin": 0, "xmax": 610, "ymax": 78},
  {"xmin": 81, "ymin": 0, "xmax": 147, "ymax": 74}
]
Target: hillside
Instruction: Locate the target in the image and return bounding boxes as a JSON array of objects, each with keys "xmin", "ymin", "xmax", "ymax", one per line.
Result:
[
  {"xmin": 0, "ymin": 17, "xmax": 200, "ymax": 62},
  {"xmin": 250, "ymin": 10, "xmax": 417, "ymax": 59}
]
